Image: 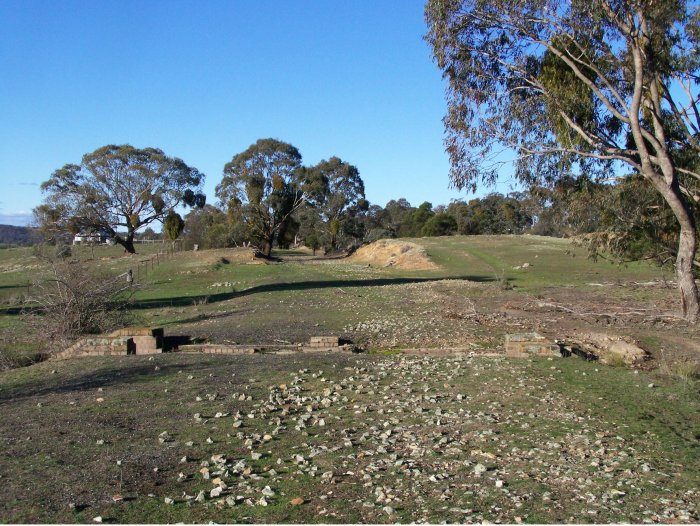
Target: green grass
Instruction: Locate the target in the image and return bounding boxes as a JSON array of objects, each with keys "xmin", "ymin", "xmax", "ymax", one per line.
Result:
[
  {"xmin": 0, "ymin": 235, "xmax": 690, "ymax": 366},
  {"xmin": 0, "ymin": 353, "xmax": 697, "ymax": 523},
  {"xmin": 420, "ymin": 235, "xmax": 667, "ymax": 291}
]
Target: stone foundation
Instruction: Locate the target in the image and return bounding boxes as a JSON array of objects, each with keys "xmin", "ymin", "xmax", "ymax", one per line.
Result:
[
  {"xmin": 55, "ymin": 332, "xmax": 357, "ymax": 360},
  {"xmin": 178, "ymin": 337, "xmax": 357, "ymax": 355},
  {"xmin": 53, "ymin": 327, "xmax": 164, "ymax": 360},
  {"xmin": 304, "ymin": 336, "xmax": 343, "ymax": 352},
  {"xmin": 505, "ymin": 333, "xmax": 561, "ymax": 358},
  {"xmin": 110, "ymin": 327, "xmax": 163, "ymax": 355},
  {"xmin": 53, "ymin": 336, "xmax": 133, "ymax": 360}
]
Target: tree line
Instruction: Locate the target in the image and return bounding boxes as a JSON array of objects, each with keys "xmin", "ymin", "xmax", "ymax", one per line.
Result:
[
  {"xmin": 34, "ymin": 0, "xmax": 700, "ymax": 321},
  {"xmin": 33, "ymin": 135, "xmax": 692, "ymax": 272}
]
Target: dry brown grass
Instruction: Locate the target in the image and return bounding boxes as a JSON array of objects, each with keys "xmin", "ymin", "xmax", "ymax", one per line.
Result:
[{"xmin": 348, "ymin": 239, "xmax": 439, "ymax": 270}]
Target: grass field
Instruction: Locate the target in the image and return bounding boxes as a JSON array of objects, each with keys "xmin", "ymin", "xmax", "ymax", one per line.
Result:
[{"xmin": 0, "ymin": 235, "xmax": 698, "ymax": 523}]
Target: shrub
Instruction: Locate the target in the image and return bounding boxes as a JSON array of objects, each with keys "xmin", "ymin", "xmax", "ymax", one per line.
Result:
[
  {"xmin": 658, "ymin": 353, "xmax": 700, "ymax": 384},
  {"xmin": 23, "ymin": 261, "xmax": 135, "ymax": 347},
  {"xmin": 305, "ymin": 232, "xmax": 321, "ymax": 255}
]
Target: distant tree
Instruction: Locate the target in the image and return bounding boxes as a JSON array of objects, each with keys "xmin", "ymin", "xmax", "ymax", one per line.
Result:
[
  {"xmin": 529, "ymin": 177, "xmax": 606, "ymax": 237},
  {"xmin": 445, "ymin": 200, "xmax": 472, "ymax": 235},
  {"xmin": 365, "ymin": 228, "xmax": 395, "ymax": 243},
  {"xmin": 364, "ymin": 204, "xmax": 389, "ymax": 233},
  {"xmin": 295, "ymin": 203, "xmax": 326, "ymax": 245},
  {"xmin": 340, "ymin": 198, "xmax": 371, "ymax": 248},
  {"xmin": 384, "ymin": 198, "xmax": 414, "ymax": 237},
  {"xmin": 426, "ymin": 0, "xmax": 700, "ymax": 320},
  {"xmin": 277, "ymin": 216, "xmax": 300, "ymax": 249},
  {"xmin": 421, "ymin": 212, "xmax": 458, "ymax": 237},
  {"xmin": 445, "ymin": 194, "xmax": 531, "ymax": 235},
  {"xmin": 163, "ymin": 211, "xmax": 185, "ymax": 242},
  {"xmin": 183, "ymin": 205, "xmax": 243, "ymax": 250},
  {"xmin": 216, "ymin": 139, "xmax": 305, "ymax": 257},
  {"xmin": 139, "ymin": 227, "xmax": 159, "ymax": 240},
  {"xmin": 407, "ymin": 202, "xmax": 435, "ymax": 237},
  {"xmin": 306, "ymin": 157, "xmax": 366, "ymax": 249},
  {"xmin": 305, "ymin": 231, "xmax": 321, "ymax": 255},
  {"xmin": 36, "ymin": 145, "xmax": 205, "ymax": 254}
]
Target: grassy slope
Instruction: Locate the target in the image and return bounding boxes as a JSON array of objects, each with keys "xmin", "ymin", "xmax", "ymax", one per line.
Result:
[
  {"xmin": 0, "ymin": 236, "xmax": 698, "ymax": 523},
  {"xmin": 0, "ymin": 235, "xmax": 687, "ymax": 360}
]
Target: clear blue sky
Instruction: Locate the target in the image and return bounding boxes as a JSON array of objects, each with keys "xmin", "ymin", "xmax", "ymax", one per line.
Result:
[{"xmin": 0, "ymin": 0, "xmax": 518, "ymax": 227}]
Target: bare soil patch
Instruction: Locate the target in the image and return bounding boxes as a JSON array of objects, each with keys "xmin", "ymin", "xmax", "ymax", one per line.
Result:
[{"xmin": 348, "ymin": 240, "xmax": 439, "ymax": 270}]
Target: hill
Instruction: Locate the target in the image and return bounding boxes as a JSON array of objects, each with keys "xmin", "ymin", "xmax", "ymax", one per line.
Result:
[{"xmin": 0, "ymin": 224, "xmax": 35, "ymax": 246}]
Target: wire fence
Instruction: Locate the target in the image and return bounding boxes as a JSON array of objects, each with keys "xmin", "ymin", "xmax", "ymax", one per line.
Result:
[{"xmin": 127, "ymin": 240, "xmax": 185, "ymax": 284}]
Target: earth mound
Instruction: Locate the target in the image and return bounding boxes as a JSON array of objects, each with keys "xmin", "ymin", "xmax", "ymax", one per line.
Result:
[{"xmin": 348, "ymin": 239, "xmax": 438, "ymax": 270}]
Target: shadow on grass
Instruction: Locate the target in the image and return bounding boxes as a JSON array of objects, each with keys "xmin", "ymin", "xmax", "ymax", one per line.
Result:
[
  {"xmin": 0, "ymin": 306, "xmax": 24, "ymax": 314},
  {"xmin": 131, "ymin": 275, "xmax": 494, "ymax": 310},
  {"xmin": 157, "ymin": 307, "xmax": 257, "ymax": 327},
  {"xmin": 0, "ymin": 353, "xmax": 365, "ymax": 403},
  {"xmin": 0, "ymin": 359, "xmax": 218, "ymax": 403}
]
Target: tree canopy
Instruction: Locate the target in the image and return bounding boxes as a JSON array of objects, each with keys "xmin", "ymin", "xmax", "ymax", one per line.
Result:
[
  {"xmin": 215, "ymin": 139, "xmax": 305, "ymax": 257},
  {"xmin": 36, "ymin": 144, "xmax": 205, "ymax": 253},
  {"xmin": 426, "ymin": 0, "xmax": 700, "ymax": 321},
  {"xmin": 305, "ymin": 156, "xmax": 367, "ymax": 250}
]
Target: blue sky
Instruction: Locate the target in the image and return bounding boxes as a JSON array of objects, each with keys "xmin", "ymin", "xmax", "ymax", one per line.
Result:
[{"xmin": 0, "ymin": 0, "xmax": 518, "ymax": 227}]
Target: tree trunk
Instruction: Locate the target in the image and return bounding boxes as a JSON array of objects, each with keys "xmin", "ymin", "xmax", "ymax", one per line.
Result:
[
  {"xmin": 676, "ymin": 223, "xmax": 699, "ymax": 323},
  {"xmin": 260, "ymin": 238, "xmax": 272, "ymax": 257},
  {"xmin": 115, "ymin": 234, "xmax": 137, "ymax": 254},
  {"xmin": 329, "ymin": 219, "xmax": 340, "ymax": 250},
  {"xmin": 651, "ymin": 177, "xmax": 699, "ymax": 323},
  {"xmin": 123, "ymin": 237, "xmax": 136, "ymax": 254}
]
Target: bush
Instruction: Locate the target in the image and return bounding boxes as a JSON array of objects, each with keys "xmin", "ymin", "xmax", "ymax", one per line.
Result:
[
  {"xmin": 658, "ymin": 354, "xmax": 700, "ymax": 384},
  {"xmin": 305, "ymin": 232, "xmax": 321, "ymax": 255},
  {"xmin": 23, "ymin": 261, "xmax": 135, "ymax": 347},
  {"xmin": 420, "ymin": 213, "xmax": 458, "ymax": 237}
]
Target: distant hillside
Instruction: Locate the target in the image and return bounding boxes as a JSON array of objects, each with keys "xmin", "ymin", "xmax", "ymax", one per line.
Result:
[{"xmin": 0, "ymin": 224, "xmax": 35, "ymax": 246}]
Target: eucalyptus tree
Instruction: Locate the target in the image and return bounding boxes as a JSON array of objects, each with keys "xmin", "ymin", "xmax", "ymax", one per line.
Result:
[
  {"xmin": 426, "ymin": 0, "xmax": 700, "ymax": 321},
  {"xmin": 216, "ymin": 139, "xmax": 305, "ymax": 257},
  {"xmin": 36, "ymin": 144, "xmax": 205, "ymax": 254},
  {"xmin": 306, "ymin": 156, "xmax": 366, "ymax": 249}
]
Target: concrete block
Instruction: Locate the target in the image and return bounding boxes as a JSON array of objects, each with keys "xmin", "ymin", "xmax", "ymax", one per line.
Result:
[
  {"xmin": 505, "ymin": 333, "xmax": 560, "ymax": 357},
  {"xmin": 309, "ymin": 336, "xmax": 340, "ymax": 346},
  {"xmin": 133, "ymin": 335, "xmax": 162, "ymax": 354}
]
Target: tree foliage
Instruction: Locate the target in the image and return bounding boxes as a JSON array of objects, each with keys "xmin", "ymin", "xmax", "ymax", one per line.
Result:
[
  {"xmin": 36, "ymin": 145, "xmax": 205, "ymax": 253},
  {"xmin": 447, "ymin": 194, "xmax": 533, "ymax": 235},
  {"xmin": 216, "ymin": 139, "xmax": 305, "ymax": 257},
  {"xmin": 305, "ymin": 157, "xmax": 366, "ymax": 250},
  {"xmin": 426, "ymin": 0, "xmax": 700, "ymax": 321},
  {"xmin": 163, "ymin": 211, "xmax": 185, "ymax": 242},
  {"xmin": 305, "ymin": 231, "xmax": 321, "ymax": 255},
  {"xmin": 421, "ymin": 212, "xmax": 458, "ymax": 237},
  {"xmin": 182, "ymin": 205, "xmax": 245, "ymax": 250}
]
